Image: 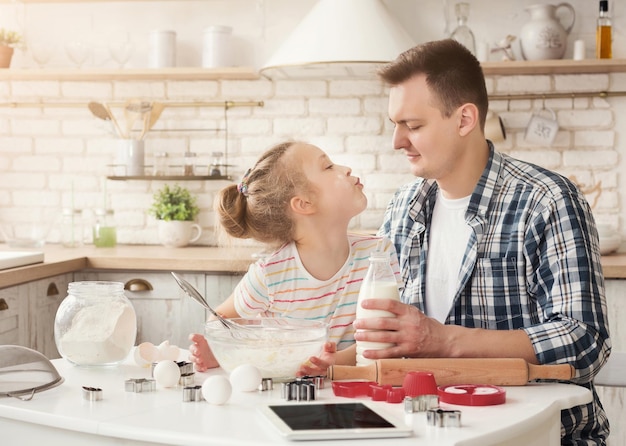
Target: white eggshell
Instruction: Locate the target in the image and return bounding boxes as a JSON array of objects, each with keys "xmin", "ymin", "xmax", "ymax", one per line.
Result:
[
  {"xmin": 134, "ymin": 342, "xmax": 160, "ymax": 367},
  {"xmin": 230, "ymin": 364, "xmax": 262, "ymax": 392},
  {"xmin": 153, "ymin": 360, "xmax": 181, "ymax": 388},
  {"xmin": 158, "ymin": 340, "xmax": 180, "ymax": 361},
  {"xmin": 201, "ymin": 375, "xmax": 232, "ymax": 405}
]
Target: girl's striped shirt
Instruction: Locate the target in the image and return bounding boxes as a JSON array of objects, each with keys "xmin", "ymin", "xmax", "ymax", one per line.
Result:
[{"xmin": 233, "ymin": 234, "xmax": 401, "ymax": 350}]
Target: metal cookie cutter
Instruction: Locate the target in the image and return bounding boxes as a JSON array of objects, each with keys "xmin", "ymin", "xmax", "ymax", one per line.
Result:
[
  {"xmin": 151, "ymin": 361, "xmax": 194, "ymax": 378},
  {"xmin": 179, "ymin": 373, "xmax": 195, "ymax": 387},
  {"xmin": 177, "ymin": 361, "xmax": 194, "ymax": 375},
  {"xmin": 82, "ymin": 386, "xmax": 103, "ymax": 401},
  {"xmin": 125, "ymin": 378, "xmax": 156, "ymax": 393},
  {"xmin": 259, "ymin": 378, "xmax": 273, "ymax": 391},
  {"xmin": 281, "ymin": 376, "xmax": 323, "ymax": 401},
  {"xmin": 426, "ymin": 408, "xmax": 462, "ymax": 427},
  {"xmin": 301, "ymin": 375, "xmax": 325, "ymax": 390},
  {"xmin": 404, "ymin": 395, "xmax": 439, "ymax": 413},
  {"xmin": 182, "ymin": 385, "xmax": 204, "ymax": 402}
]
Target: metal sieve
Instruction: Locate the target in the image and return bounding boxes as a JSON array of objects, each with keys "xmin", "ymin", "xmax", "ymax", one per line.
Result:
[{"xmin": 0, "ymin": 345, "xmax": 64, "ymax": 401}]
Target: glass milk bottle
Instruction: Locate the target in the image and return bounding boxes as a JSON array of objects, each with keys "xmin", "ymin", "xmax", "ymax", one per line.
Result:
[{"xmin": 355, "ymin": 250, "xmax": 400, "ymax": 366}]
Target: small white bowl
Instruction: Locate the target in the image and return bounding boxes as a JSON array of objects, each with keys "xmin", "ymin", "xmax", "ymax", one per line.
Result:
[
  {"xmin": 597, "ymin": 224, "xmax": 621, "ymax": 255},
  {"xmin": 599, "ymin": 235, "xmax": 620, "ymax": 255}
]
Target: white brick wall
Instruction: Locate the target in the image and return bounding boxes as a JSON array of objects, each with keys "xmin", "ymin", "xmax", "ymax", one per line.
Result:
[
  {"xmin": 0, "ymin": 0, "xmax": 624, "ymax": 247},
  {"xmin": 0, "ymin": 72, "xmax": 624, "ymax": 247}
]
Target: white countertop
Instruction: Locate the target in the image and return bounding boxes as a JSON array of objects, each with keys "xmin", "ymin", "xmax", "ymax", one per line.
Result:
[{"xmin": 0, "ymin": 350, "xmax": 592, "ymax": 446}]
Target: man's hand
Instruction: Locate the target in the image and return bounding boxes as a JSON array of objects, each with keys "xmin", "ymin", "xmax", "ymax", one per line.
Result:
[
  {"xmin": 353, "ymin": 299, "xmax": 451, "ymax": 359},
  {"xmin": 353, "ymin": 299, "xmax": 538, "ymax": 363}
]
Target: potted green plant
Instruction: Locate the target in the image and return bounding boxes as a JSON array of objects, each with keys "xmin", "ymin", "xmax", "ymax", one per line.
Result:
[
  {"xmin": 149, "ymin": 184, "xmax": 202, "ymax": 247},
  {"xmin": 0, "ymin": 29, "xmax": 23, "ymax": 68}
]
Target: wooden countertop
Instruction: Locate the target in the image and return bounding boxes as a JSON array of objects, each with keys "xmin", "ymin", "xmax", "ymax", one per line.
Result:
[
  {"xmin": 0, "ymin": 244, "xmax": 259, "ymax": 289},
  {"xmin": 1, "ymin": 244, "xmax": 626, "ymax": 290}
]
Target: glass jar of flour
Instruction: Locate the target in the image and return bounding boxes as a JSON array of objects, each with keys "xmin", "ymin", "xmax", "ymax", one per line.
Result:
[{"xmin": 54, "ymin": 281, "xmax": 137, "ymax": 366}]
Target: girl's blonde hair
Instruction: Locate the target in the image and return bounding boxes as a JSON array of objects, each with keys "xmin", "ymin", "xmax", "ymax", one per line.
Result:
[{"xmin": 216, "ymin": 141, "xmax": 309, "ymax": 246}]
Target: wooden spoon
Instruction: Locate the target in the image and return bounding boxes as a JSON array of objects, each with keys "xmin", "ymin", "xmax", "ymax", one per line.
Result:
[
  {"xmin": 87, "ymin": 101, "xmax": 123, "ymax": 138},
  {"xmin": 148, "ymin": 101, "xmax": 165, "ymax": 130}
]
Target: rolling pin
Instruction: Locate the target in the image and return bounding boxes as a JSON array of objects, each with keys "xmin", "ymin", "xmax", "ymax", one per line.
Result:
[{"xmin": 327, "ymin": 358, "xmax": 574, "ymax": 386}]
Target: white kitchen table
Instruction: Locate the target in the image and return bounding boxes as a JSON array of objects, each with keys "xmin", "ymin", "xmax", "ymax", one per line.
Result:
[{"xmin": 0, "ymin": 352, "xmax": 591, "ymax": 446}]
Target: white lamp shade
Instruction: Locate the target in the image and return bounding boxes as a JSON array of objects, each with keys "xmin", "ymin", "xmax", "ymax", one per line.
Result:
[{"xmin": 260, "ymin": 0, "xmax": 416, "ymax": 79}]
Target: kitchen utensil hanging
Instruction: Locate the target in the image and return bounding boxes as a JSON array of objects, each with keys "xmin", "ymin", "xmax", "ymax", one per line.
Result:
[
  {"xmin": 87, "ymin": 101, "xmax": 123, "ymax": 138},
  {"xmin": 124, "ymin": 99, "xmax": 152, "ymax": 139}
]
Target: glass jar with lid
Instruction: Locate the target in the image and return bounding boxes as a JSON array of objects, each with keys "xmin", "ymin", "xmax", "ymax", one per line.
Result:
[
  {"xmin": 54, "ymin": 281, "xmax": 137, "ymax": 366},
  {"xmin": 61, "ymin": 208, "xmax": 84, "ymax": 248},
  {"xmin": 184, "ymin": 151, "xmax": 197, "ymax": 176},
  {"xmin": 93, "ymin": 209, "xmax": 117, "ymax": 248},
  {"xmin": 210, "ymin": 151, "xmax": 224, "ymax": 177},
  {"xmin": 152, "ymin": 152, "xmax": 169, "ymax": 176}
]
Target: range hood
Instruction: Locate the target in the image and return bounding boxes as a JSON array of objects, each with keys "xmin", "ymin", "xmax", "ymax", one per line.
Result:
[{"xmin": 260, "ymin": 0, "xmax": 416, "ymax": 79}]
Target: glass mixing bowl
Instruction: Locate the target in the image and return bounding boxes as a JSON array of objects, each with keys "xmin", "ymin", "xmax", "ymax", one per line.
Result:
[{"xmin": 205, "ymin": 318, "xmax": 328, "ymax": 378}]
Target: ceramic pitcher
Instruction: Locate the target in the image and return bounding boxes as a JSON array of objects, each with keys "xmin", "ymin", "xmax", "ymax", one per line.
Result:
[{"xmin": 520, "ymin": 3, "xmax": 575, "ymax": 60}]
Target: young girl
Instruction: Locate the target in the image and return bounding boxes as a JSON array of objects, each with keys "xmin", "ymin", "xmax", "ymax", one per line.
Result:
[{"xmin": 188, "ymin": 141, "xmax": 400, "ymax": 375}]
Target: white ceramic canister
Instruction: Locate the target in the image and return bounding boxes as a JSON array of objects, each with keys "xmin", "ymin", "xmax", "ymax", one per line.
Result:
[
  {"xmin": 54, "ymin": 281, "xmax": 137, "ymax": 366},
  {"xmin": 202, "ymin": 26, "xmax": 233, "ymax": 68},
  {"xmin": 149, "ymin": 30, "xmax": 176, "ymax": 68},
  {"xmin": 117, "ymin": 139, "xmax": 145, "ymax": 176}
]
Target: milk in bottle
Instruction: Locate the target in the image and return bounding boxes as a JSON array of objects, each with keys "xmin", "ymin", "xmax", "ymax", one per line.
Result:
[{"xmin": 356, "ymin": 249, "xmax": 400, "ymax": 366}]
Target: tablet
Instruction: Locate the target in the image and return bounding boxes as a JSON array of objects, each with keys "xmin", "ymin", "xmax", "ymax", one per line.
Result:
[{"xmin": 259, "ymin": 402, "xmax": 413, "ymax": 441}]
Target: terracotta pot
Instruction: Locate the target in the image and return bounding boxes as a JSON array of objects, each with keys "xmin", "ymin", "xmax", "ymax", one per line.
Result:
[{"xmin": 0, "ymin": 45, "xmax": 14, "ymax": 68}]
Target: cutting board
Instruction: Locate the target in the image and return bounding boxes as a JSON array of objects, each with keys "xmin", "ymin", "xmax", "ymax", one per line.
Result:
[{"xmin": 0, "ymin": 251, "xmax": 44, "ymax": 270}]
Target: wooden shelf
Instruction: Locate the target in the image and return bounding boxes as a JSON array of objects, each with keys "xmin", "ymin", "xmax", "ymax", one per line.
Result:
[
  {"xmin": 0, "ymin": 67, "xmax": 260, "ymax": 81},
  {"xmin": 480, "ymin": 58, "xmax": 626, "ymax": 75},
  {"xmin": 107, "ymin": 175, "xmax": 232, "ymax": 181},
  {"xmin": 1, "ymin": 60, "xmax": 625, "ymax": 81}
]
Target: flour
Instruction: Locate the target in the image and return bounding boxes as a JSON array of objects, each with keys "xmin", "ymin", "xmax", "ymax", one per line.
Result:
[{"xmin": 59, "ymin": 301, "xmax": 136, "ymax": 365}]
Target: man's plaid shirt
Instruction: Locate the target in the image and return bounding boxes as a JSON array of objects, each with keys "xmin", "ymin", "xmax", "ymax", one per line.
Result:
[{"xmin": 379, "ymin": 146, "xmax": 611, "ymax": 445}]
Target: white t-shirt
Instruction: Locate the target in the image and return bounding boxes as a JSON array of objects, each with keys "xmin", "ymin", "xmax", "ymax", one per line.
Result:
[{"xmin": 425, "ymin": 190, "xmax": 472, "ymax": 323}]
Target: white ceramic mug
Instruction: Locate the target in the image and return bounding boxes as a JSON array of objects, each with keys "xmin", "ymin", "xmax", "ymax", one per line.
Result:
[
  {"xmin": 157, "ymin": 220, "xmax": 202, "ymax": 248},
  {"xmin": 524, "ymin": 108, "xmax": 559, "ymax": 146},
  {"xmin": 485, "ymin": 111, "xmax": 506, "ymax": 143}
]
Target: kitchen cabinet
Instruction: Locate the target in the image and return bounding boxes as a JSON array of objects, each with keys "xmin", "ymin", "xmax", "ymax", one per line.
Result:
[
  {"xmin": 596, "ymin": 279, "xmax": 626, "ymax": 446},
  {"xmin": 0, "ymin": 283, "xmax": 29, "ymax": 347},
  {"xmin": 0, "ymin": 273, "xmax": 72, "ymax": 359},
  {"xmin": 25, "ymin": 274, "xmax": 73, "ymax": 359},
  {"xmin": 73, "ymin": 270, "xmax": 243, "ymax": 348}
]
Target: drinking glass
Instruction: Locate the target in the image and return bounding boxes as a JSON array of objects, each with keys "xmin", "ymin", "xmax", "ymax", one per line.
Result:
[
  {"xmin": 109, "ymin": 37, "xmax": 134, "ymax": 68},
  {"xmin": 65, "ymin": 40, "xmax": 91, "ymax": 68},
  {"xmin": 30, "ymin": 40, "xmax": 54, "ymax": 68}
]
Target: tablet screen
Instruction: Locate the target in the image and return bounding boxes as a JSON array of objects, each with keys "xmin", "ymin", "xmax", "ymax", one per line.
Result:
[{"xmin": 260, "ymin": 402, "xmax": 413, "ymax": 440}]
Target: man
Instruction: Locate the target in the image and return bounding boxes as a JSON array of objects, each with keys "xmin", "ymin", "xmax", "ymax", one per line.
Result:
[{"xmin": 353, "ymin": 39, "xmax": 611, "ymax": 444}]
